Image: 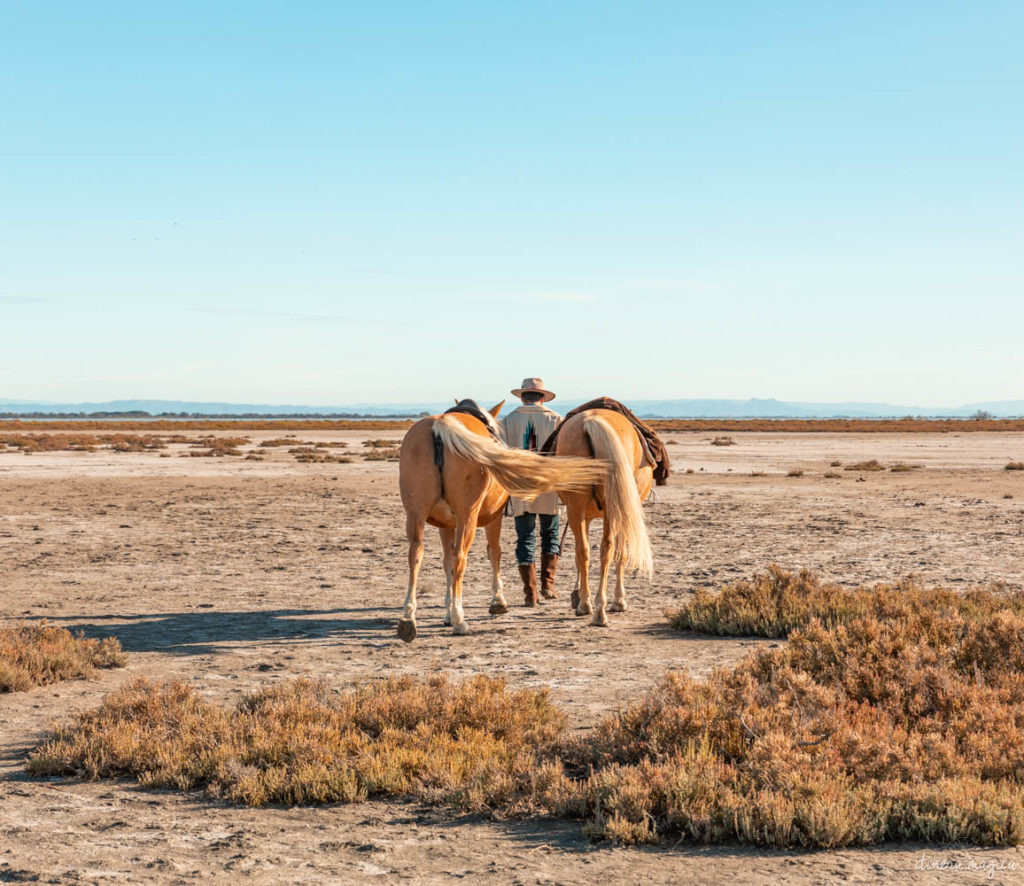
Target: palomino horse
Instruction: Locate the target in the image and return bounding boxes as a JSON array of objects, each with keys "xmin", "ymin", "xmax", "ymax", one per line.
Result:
[
  {"xmin": 398, "ymin": 400, "xmax": 606, "ymax": 642},
  {"xmin": 553, "ymin": 408, "xmax": 654, "ymax": 627}
]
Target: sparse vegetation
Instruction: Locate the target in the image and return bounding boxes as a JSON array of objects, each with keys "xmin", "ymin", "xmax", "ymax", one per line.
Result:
[
  {"xmin": 363, "ymin": 447, "xmax": 401, "ymax": 461},
  {"xmin": 823, "ymin": 471, "xmax": 841, "ymax": 479},
  {"xmin": 1006, "ymin": 462, "xmax": 1024, "ymax": 471},
  {"xmin": 288, "ymin": 447, "xmax": 353, "ymax": 464},
  {"xmin": 259, "ymin": 438, "xmax": 349, "ymax": 449},
  {"xmin": 889, "ymin": 463, "xmax": 919, "ymax": 472},
  {"xmin": 845, "ymin": 459, "xmax": 884, "ymax": 472},
  {"xmin": 1, "ymin": 623, "xmax": 125, "ymax": 692},
  {"xmin": 0, "ymin": 420, "xmax": 414, "ymax": 432},
  {"xmin": 830, "ymin": 460, "xmax": 842, "ymax": 467},
  {"xmin": 710, "ymin": 436, "xmax": 736, "ymax": 446},
  {"xmin": 188, "ymin": 437, "xmax": 250, "ymax": 457},
  {"xmin": 0, "ymin": 434, "xmax": 169, "ymax": 454},
  {"xmin": 362, "ymin": 438, "xmax": 402, "ymax": 449},
  {"xmin": 4, "ymin": 418, "xmax": 1024, "ymax": 434},
  {"xmin": 29, "ymin": 566, "xmax": 1024, "ymax": 848},
  {"xmin": 28, "ymin": 674, "xmax": 564, "ymax": 807},
  {"xmin": 786, "ymin": 469, "xmax": 804, "ymax": 477},
  {"xmin": 641, "ymin": 418, "xmax": 1024, "ymax": 433}
]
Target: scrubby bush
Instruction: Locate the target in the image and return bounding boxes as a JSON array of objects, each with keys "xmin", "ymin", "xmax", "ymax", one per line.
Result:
[{"xmin": 1, "ymin": 623, "xmax": 125, "ymax": 692}]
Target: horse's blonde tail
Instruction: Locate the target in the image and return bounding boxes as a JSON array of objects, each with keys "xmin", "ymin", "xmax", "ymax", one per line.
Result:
[
  {"xmin": 433, "ymin": 416, "xmax": 606, "ymax": 500},
  {"xmin": 582, "ymin": 414, "xmax": 653, "ymax": 578}
]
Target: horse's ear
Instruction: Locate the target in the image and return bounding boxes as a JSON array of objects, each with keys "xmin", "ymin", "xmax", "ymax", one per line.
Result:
[
  {"xmin": 488, "ymin": 399, "xmax": 505, "ymax": 418},
  {"xmin": 454, "ymin": 398, "xmax": 459, "ymax": 405}
]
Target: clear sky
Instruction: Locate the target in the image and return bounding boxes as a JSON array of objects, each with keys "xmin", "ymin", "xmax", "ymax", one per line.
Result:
[{"xmin": 2, "ymin": 1, "xmax": 1022, "ymax": 407}]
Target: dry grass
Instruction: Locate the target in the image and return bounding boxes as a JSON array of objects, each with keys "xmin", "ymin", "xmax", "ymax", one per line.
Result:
[
  {"xmin": 0, "ymin": 434, "xmax": 170, "ymax": 454},
  {"xmin": 28, "ymin": 568, "xmax": 1024, "ymax": 849},
  {"xmin": 786, "ymin": 469, "xmax": 804, "ymax": 477},
  {"xmin": 890, "ymin": 463, "xmax": 920, "ymax": 472},
  {"xmin": 363, "ymin": 447, "xmax": 402, "ymax": 461},
  {"xmin": 1006, "ymin": 462, "xmax": 1024, "ymax": 471},
  {"xmin": 1, "ymin": 623, "xmax": 125, "ymax": 692},
  {"xmin": 287, "ymin": 447, "xmax": 353, "ymax": 464},
  {"xmin": 710, "ymin": 436, "xmax": 736, "ymax": 446},
  {"xmin": 0, "ymin": 420, "xmax": 415, "ymax": 431},
  {"xmin": 28, "ymin": 674, "xmax": 565, "ymax": 807},
  {"xmin": 188, "ymin": 437, "xmax": 250, "ymax": 457},
  {"xmin": 845, "ymin": 459, "xmax": 885, "ymax": 472},
  {"xmin": 259, "ymin": 439, "xmax": 349, "ymax": 449},
  {"xmin": 5, "ymin": 418, "xmax": 1024, "ymax": 434},
  {"xmin": 362, "ymin": 438, "xmax": 403, "ymax": 448},
  {"xmin": 823, "ymin": 471, "xmax": 842, "ymax": 479},
  {"xmin": 583, "ymin": 567, "xmax": 1024, "ymax": 847},
  {"xmin": 646, "ymin": 419, "xmax": 1024, "ymax": 433},
  {"xmin": 830, "ymin": 460, "xmax": 842, "ymax": 467},
  {"xmin": 667, "ymin": 564, "xmax": 1024, "ymax": 638}
]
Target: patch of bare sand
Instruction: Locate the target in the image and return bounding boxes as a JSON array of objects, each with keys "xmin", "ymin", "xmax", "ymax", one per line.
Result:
[{"xmin": 2, "ymin": 430, "xmax": 1024, "ymax": 883}]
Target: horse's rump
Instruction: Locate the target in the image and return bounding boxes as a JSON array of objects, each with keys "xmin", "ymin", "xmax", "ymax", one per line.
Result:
[{"xmin": 576, "ymin": 413, "xmax": 654, "ymax": 577}]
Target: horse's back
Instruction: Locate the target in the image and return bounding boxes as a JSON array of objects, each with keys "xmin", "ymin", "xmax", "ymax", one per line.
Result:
[{"xmin": 556, "ymin": 409, "xmax": 643, "ymax": 464}]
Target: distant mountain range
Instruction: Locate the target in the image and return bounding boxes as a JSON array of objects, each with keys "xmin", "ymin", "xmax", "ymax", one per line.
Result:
[{"xmin": 2, "ymin": 397, "xmax": 1024, "ymax": 419}]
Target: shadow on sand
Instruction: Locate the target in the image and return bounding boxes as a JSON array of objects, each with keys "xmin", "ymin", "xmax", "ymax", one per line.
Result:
[{"xmin": 46, "ymin": 607, "xmax": 392, "ymax": 655}]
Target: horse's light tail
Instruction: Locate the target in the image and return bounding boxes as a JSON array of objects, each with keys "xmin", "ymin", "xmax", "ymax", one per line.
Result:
[
  {"xmin": 582, "ymin": 414, "xmax": 653, "ymax": 578},
  {"xmin": 433, "ymin": 415, "xmax": 606, "ymax": 500}
]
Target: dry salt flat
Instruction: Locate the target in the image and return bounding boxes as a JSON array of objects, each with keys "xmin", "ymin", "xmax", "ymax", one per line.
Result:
[{"xmin": 2, "ymin": 429, "xmax": 1024, "ymax": 883}]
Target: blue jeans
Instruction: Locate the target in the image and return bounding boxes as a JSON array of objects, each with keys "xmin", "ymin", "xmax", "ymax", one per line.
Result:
[{"xmin": 514, "ymin": 513, "xmax": 560, "ymax": 565}]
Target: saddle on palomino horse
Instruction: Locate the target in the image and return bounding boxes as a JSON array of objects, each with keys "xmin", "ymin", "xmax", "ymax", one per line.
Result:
[
  {"xmin": 445, "ymin": 399, "xmax": 501, "ymax": 440},
  {"xmin": 539, "ymin": 396, "xmax": 671, "ymax": 485}
]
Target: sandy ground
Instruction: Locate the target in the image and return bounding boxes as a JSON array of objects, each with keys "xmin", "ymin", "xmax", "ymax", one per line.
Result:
[{"xmin": 2, "ymin": 429, "xmax": 1024, "ymax": 884}]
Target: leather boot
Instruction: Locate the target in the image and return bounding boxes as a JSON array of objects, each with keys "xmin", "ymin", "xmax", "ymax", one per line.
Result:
[
  {"xmin": 540, "ymin": 553, "xmax": 558, "ymax": 599},
  {"xmin": 518, "ymin": 563, "xmax": 538, "ymax": 607}
]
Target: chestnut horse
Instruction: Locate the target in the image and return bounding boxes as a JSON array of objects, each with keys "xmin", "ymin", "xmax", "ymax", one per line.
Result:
[
  {"xmin": 553, "ymin": 408, "xmax": 654, "ymax": 627},
  {"xmin": 398, "ymin": 400, "xmax": 605, "ymax": 642}
]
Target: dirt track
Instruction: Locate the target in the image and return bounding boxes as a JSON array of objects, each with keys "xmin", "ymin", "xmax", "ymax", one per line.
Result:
[{"xmin": 2, "ymin": 430, "xmax": 1024, "ymax": 884}]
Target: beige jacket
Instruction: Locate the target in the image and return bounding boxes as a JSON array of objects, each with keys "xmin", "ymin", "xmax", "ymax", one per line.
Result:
[{"xmin": 500, "ymin": 404, "xmax": 563, "ymax": 516}]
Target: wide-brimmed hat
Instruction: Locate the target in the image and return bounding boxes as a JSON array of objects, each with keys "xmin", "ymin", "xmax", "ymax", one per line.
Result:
[{"xmin": 510, "ymin": 377, "xmax": 556, "ymax": 402}]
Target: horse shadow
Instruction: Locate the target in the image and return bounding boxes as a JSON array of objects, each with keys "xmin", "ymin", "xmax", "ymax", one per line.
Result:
[{"xmin": 46, "ymin": 606, "xmax": 391, "ymax": 656}]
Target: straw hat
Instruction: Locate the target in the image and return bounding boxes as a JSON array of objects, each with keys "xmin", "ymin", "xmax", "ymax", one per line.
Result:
[{"xmin": 510, "ymin": 377, "xmax": 556, "ymax": 402}]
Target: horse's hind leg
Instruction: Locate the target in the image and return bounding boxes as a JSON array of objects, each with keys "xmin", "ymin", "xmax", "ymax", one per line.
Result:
[
  {"xmin": 591, "ymin": 530, "xmax": 612, "ymax": 627},
  {"xmin": 398, "ymin": 512, "xmax": 425, "ymax": 642},
  {"xmin": 449, "ymin": 511, "xmax": 479, "ymax": 635},
  {"xmin": 570, "ymin": 509, "xmax": 592, "ymax": 617},
  {"xmin": 609, "ymin": 559, "xmax": 627, "ymax": 612},
  {"xmin": 571, "ymin": 517, "xmax": 593, "ymax": 611},
  {"xmin": 485, "ymin": 518, "xmax": 508, "ymax": 616},
  {"xmin": 439, "ymin": 526, "xmax": 455, "ymax": 626}
]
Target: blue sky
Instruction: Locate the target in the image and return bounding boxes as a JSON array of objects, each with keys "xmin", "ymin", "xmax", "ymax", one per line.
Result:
[{"xmin": 2, "ymin": 1, "xmax": 1022, "ymax": 406}]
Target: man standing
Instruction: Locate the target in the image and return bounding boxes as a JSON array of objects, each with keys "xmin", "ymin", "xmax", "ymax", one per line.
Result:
[{"xmin": 500, "ymin": 377, "xmax": 562, "ymax": 606}]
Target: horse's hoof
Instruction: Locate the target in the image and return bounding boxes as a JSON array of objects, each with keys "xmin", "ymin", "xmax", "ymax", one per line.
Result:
[
  {"xmin": 575, "ymin": 602, "xmax": 592, "ymax": 617},
  {"xmin": 396, "ymin": 619, "xmax": 417, "ymax": 643},
  {"xmin": 451, "ymin": 622, "xmax": 471, "ymax": 636},
  {"xmin": 609, "ymin": 601, "xmax": 627, "ymax": 613},
  {"xmin": 570, "ymin": 590, "xmax": 580, "ymax": 610},
  {"xmin": 591, "ymin": 613, "xmax": 609, "ymax": 627},
  {"xmin": 540, "ymin": 590, "xmax": 557, "ymax": 600},
  {"xmin": 524, "ymin": 596, "xmax": 538, "ymax": 608},
  {"xmin": 489, "ymin": 602, "xmax": 509, "ymax": 616},
  {"xmin": 443, "ymin": 617, "xmax": 452, "ymax": 626}
]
